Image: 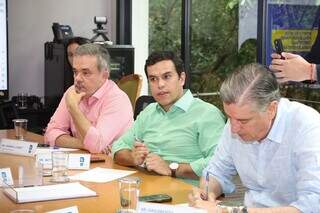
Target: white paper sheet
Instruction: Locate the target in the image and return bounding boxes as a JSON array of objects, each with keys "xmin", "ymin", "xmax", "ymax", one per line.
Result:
[
  {"xmin": 69, "ymin": 167, "xmax": 136, "ymax": 183},
  {"xmin": 3, "ymin": 182, "xmax": 97, "ymax": 203},
  {"xmin": 175, "ymin": 203, "xmax": 189, "ymax": 207},
  {"xmin": 46, "ymin": 206, "xmax": 79, "ymax": 213}
]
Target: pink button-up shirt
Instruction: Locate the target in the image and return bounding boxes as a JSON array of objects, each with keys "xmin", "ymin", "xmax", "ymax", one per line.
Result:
[{"xmin": 44, "ymin": 80, "xmax": 133, "ymax": 153}]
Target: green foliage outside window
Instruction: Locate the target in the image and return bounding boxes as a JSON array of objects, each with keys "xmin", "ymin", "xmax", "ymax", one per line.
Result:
[
  {"xmin": 149, "ymin": 0, "xmax": 320, "ymax": 111},
  {"xmin": 189, "ymin": 0, "xmax": 256, "ymax": 102}
]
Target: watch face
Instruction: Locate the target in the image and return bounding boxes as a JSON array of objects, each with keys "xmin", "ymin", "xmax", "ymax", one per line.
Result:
[{"xmin": 169, "ymin": 162, "xmax": 179, "ymax": 170}]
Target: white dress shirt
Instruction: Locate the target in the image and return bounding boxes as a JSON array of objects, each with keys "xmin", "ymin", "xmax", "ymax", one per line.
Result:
[{"xmin": 203, "ymin": 98, "xmax": 320, "ymax": 212}]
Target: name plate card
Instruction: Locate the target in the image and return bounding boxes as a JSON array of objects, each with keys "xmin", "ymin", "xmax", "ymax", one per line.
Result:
[
  {"xmin": 68, "ymin": 154, "xmax": 91, "ymax": 170},
  {"xmin": 36, "ymin": 153, "xmax": 53, "ymax": 169},
  {"xmin": 0, "ymin": 139, "xmax": 38, "ymax": 157},
  {"xmin": 0, "ymin": 168, "xmax": 13, "ymax": 186},
  {"xmin": 137, "ymin": 202, "xmax": 206, "ymax": 213}
]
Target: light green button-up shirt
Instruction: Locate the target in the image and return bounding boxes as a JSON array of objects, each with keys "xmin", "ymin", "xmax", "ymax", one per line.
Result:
[{"xmin": 112, "ymin": 90, "xmax": 225, "ymax": 185}]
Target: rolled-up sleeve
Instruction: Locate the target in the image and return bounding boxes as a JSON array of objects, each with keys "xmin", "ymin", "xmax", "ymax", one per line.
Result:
[
  {"xmin": 44, "ymin": 94, "xmax": 71, "ymax": 147},
  {"xmin": 190, "ymin": 107, "xmax": 225, "ymax": 176},
  {"xmin": 290, "ymin": 124, "xmax": 320, "ymax": 213},
  {"xmin": 83, "ymin": 93, "xmax": 133, "ymax": 153},
  {"xmin": 111, "ymin": 112, "xmax": 144, "ymax": 157},
  {"xmin": 202, "ymin": 122, "xmax": 237, "ymax": 194}
]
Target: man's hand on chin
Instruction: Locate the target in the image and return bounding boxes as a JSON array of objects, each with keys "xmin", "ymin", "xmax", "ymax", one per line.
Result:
[{"xmin": 66, "ymin": 86, "xmax": 86, "ymax": 111}]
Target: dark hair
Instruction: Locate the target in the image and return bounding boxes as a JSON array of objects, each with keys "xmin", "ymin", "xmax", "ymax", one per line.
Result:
[
  {"xmin": 66, "ymin": 36, "xmax": 91, "ymax": 47},
  {"xmin": 144, "ymin": 51, "xmax": 185, "ymax": 77}
]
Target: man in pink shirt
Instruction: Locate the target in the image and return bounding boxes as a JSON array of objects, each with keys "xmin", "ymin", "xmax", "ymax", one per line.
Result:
[{"xmin": 45, "ymin": 43, "xmax": 133, "ymax": 153}]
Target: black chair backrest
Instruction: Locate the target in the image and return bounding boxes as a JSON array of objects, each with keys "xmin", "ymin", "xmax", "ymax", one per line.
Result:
[
  {"xmin": 134, "ymin": 95, "xmax": 156, "ymax": 120},
  {"xmin": 0, "ymin": 101, "xmax": 19, "ymax": 129}
]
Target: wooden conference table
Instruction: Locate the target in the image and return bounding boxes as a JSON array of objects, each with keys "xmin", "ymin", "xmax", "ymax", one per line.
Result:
[{"xmin": 0, "ymin": 130, "xmax": 244, "ymax": 213}]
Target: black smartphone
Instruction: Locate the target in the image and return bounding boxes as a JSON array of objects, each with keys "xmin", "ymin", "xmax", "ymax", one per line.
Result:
[
  {"xmin": 139, "ymin": 194, "xmax": 172, "ymax": 203},
  {"xmin": 90, "ymin": 156, "xmax": 106, "ymax": 163},
  {"xmin": 37, "ymin": 143, "xmax": 50, "ymax": 148},
  {"xmin": 274, "ymin": 39, "xmax": 285, "ymax": 59}
]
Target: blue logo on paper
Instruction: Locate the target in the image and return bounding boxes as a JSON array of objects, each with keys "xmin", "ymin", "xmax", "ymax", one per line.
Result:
[
  {"xmin": 28, "ymin": 145, "xmax": 33, "ymax": 153},
  {"xmin": 80, "ymin": 156, "xmax": 84, "ymax": 166},
  {"xmin": 1, "ymin": 171, "xmax": 7, "ymax": 182}
]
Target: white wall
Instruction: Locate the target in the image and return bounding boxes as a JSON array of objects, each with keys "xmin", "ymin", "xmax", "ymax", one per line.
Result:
[
  {"xmin": 132, "ymin": 0, "xmax": 149, "ymax": 95},
  {"xmin": 8, "ymin": 0, "xmax": 114, "ymax": 98}
]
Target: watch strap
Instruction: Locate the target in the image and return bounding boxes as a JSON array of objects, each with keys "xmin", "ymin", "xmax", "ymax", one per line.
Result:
[
  {"xmin": 241, "ymin": 206, "xmax": 248, "ymax": 213},
  {"xmin": 217, "ymin": 205, "xmax": 248, "ymax": 213},
  {"xmin": 170, "ymin": 168, "xmax": 176, "ymax": 178}
]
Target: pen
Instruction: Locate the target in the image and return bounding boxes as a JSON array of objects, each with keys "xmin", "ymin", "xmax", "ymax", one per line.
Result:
[
  {"xmin": 135, "ymin": 137, "xmax": 146, "ymax": 167},
  {"xmin": 201, "ymin": 172, "xmax": 209, "ymax": 200},
  {"xmin": 135, "ymin": 136, "xmax": 144, "ymax": 143},
  {"xmin": 205, "ymin": 172, "xmax": 209, "ymax": 200}
]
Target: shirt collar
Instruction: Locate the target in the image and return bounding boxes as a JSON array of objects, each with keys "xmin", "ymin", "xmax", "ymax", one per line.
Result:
[
  {"xmin": 265, "ymin": 98, "xmax": 286, "ymax": 144},
  {"xmin": 174, "ymin": 89, "xmax": 193, "ymax": 112},
  {"xmin": 86, "ymin": 79, "xmax": 108, "ymax": 105},
  {"xmin": 156, "ymin": 89, "xmax": 194, "ymax": 113}
]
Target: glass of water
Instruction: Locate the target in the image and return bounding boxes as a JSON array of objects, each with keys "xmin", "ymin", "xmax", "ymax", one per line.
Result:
[
  {"xmin": 12, "ymin": 119, "xmax": 28, "ymax": 140},
  {"xmin": 118, "ymin": 176, "xmax": 140, "ymax": 213},
  {"xmin": 51, "ymin": 151, "xmax": 69, "ymax": 183}
]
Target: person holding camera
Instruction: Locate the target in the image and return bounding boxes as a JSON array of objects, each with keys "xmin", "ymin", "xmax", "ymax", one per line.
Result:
[
  {"xmin": 189, "ymin": 63, "xmax": 320, "ymax": 212},
  {"xmin": 269, "ymin": 27, "xmax": 320, "ymax": 83},
  {"xmin": 269, "ymin": 52, "xmax": 319, "ymax": 83},
  {"xmin": 45, "ymin": 43, "xmax": 133, "ymax": 153}
]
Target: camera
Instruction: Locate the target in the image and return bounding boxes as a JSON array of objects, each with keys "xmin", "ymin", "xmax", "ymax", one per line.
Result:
[
  {"xmin": 91, "ymin": 16, "xmax": 111, "ymax": 43},
  {"xmin": 94, "ymin": 16, "xmax": 107, "ymax": 25}
]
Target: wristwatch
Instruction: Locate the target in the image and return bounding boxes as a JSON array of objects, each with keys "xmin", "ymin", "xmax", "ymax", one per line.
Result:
[
  {"xmin": 241, "ymin": 206, "xmax": 248, "ymax": 213},
  {"xmin": 169, "ymin": 162, "xmax": 179, "ymax": 178}
]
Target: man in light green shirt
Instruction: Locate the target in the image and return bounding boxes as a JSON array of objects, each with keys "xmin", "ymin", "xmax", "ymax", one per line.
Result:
[{"xmin": 112, "ymin": 51, "xmax": 225, "ymax": 184}]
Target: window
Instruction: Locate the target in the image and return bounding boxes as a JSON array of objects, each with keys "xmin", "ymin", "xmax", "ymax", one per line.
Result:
[
  {"xmin": 148, "ymin": 0, "xmax": 320, "ymax": 112},
  {"xmin": 149, "ymin": 0, "xmax": 181, "ymax": 53},
  {"xmin": 149, "ymin": 0, "xmax": 256, "ymax": 107},
  {"xmin": 189, "ymin": 0, "xmax": 256, "ymax": 106}
]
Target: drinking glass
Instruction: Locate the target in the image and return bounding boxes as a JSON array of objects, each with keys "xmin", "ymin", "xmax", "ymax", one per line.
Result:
[
  {"xmin": 51, "ymin": 151, "xmax": 69, "ymax": 183},
  {"xmin": 34, "ymin": 161, "xmax": 43, "ymax": 186},
  {"xmin": 12, "ymin": 119, "xmax": 28, "ymax": 140},
  {"xmin": 118, "ymin": 176, "xmax": 140, "ymax": 213}
]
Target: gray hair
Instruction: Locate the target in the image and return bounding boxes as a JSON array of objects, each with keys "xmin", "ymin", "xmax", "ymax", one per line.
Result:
[
  {"xmin": 220, "ymin": 63, "xmax": 281, "ymax": 111},
  {"xmin": 74, "ymin": 43, "xmax": 110, "ymax": 72}
]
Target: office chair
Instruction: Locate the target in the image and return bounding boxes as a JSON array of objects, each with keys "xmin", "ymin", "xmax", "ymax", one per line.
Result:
[
  {"xmin": 0, "ymin": 101, "xmax": 19, "ymax": 129},
  {"xmin": 117, "ymin": 74, "xmax": 143, "ymax": 111},
  {"xmin": 134, "ymin": 95, "xmax": 155, "ymax": 120}
]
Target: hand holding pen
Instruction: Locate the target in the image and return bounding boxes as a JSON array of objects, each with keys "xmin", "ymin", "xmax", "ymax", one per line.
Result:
[
  {"xmin": 132, "ymin": 138, "xmax": 149, "ymax": 166},
  {"xmin": 200, "ymin": 172, "xmax": 210, "ymax": 200}
]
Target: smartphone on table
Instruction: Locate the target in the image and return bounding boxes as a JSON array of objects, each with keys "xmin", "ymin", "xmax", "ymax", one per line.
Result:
[
  {"xmin": 37, "ymin": 143, "xmax": 50, "ymax": 148},
  {"xmin": 139, "ymin": 194, "xmax": 172, "ymax": 203},
  {"xmin": 90, "ymin": 156, "xmax": 106, "ymax": 163}
]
